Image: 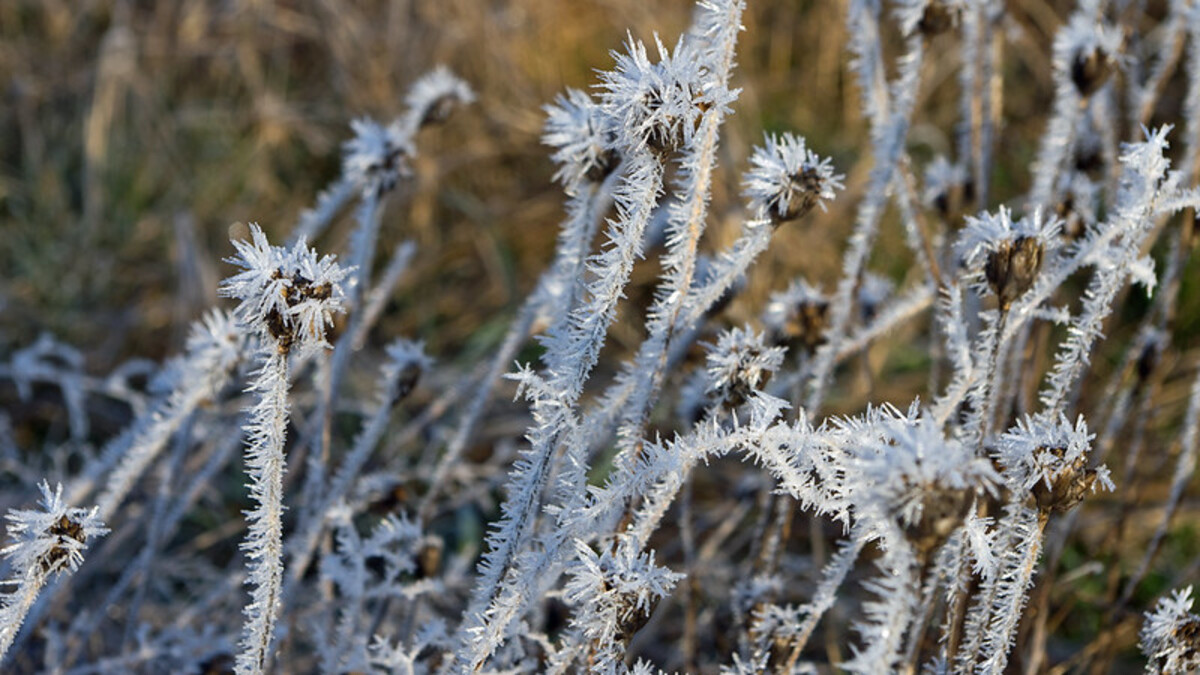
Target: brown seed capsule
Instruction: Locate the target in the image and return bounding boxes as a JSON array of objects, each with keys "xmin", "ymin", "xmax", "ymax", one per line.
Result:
[
  {"xmin": 986, "ymin": 236, "xmax": 1044, "ymax": 312},
  {"xmin": 41, "ymin": 514, "xmax": 86, "ymax": 574},
  {"xmin": 1055, "ymin": 195, "xmax": 1087, "ymax": 241},
  {"xmin": 1071, "ymin": 48, "xmax": 1116, "ymax": 98},
  {"xmin": 766, "ymin": 166, "xmax": 827, "ymax": 226},
  {"xmin": 919, "ymin": 1, "xmax": 962, "ymax": 36},
  {"xmin": 905, "ymin": 485, "xmax": 973, "ymax": 557},
  {"xmin": 1030, "ymin": 446, "xmax": 1098, "ymax": 514},
  {"xmin": 768, "ymin": 297, "xmax": 829, "ymax": 354}
]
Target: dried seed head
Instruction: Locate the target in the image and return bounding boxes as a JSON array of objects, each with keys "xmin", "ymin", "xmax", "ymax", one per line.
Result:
[
  {"xmin": 704, "ymin": 327, "xmax": 786, "ymax": 410},
  {"xmin": 1056, "ymin": 12, "xmax": 1122, "ymax": 99},
  {"xmin": 3, "ymin": 481, "xmax": 108, "ymax": 578},
  {"xmin": 220, "ymin": 224, "xmax": 350, "ymax": 357},
  {"xmin": 985, "ymin": 235, "xmax": 1044, "ymax": 312},
  {"xmin": 1071, "ymin": 45, "xmax": 1117, "ymax": 97},
  {"xmin": 763, "ymin": 280, "xmax": 828, "ymax": 354},
  {"xmin": 544, "ymin": 89, "xmax": 622, "ymax": 187},
  {"xmin": 598, "ymin": 35, "xmax": 705, "ymax": 156},
  {"xmin": 343, "ymin": 118, "xmax": 415, "ymax": 196},
  {"xmin": 918, "ymin": 0, "xmax": 963, "ymax": 36},
  {"xmin": 994, "ymin": 413, "xmax": 1113, "ymax": 513},
  {"xmin": 957, "ymin": 207, "xmax": 1059, "ymax": 311},
  {"xmin": 744, "ymin": 133, "xmax": 844, "ymax": 226},
  {"xmin": 1029, "ymin": 444, "xmax": 1100, "ymax": 514},
  {"xmin": 404, "ymin": 66, "xmax": 474, "ymax": 129}
]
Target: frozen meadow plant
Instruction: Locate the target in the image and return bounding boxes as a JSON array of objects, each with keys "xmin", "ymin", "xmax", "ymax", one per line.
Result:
[
  {"xmin": 0, "ymin": 482, "xmax": 106, "ymax": 660},
  {"xmin": 1141, "ymin": 586, "xmax": 1200, "ymax": 674},
  {"xmin": 9, "ymin": 0, "xmax": 1200, "ymax": 672},
  {"xmin": 744, "ymin": 132, "xmax": 845, "ymax": 226},
  {"xmin": 220, "ymin": 224, "xmax": 348, "ymax": 674}
]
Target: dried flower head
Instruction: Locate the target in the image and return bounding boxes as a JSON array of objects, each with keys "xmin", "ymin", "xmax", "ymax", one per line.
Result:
[
  {"xmin": 853, "ymin": 408, "xmax": 998, "ymax": 555},
  {"xmin": 220, "ymin": 224, "xmax": 350, "ymax": 357},
  {"xmin": 704, "ymin": 326, "xmax": 786, "ymax": 409},
  {"xmin": 857, "ymin": 272, "xmax": 894, "ymax": 324},
  {"xmin": 923, "ymin": 156, "xmax": 974, "ymax": 225},
  {"xmin": 404, "ymin": 65, "xmax": 474, "ymax": 129},
  {"xmin": 598, "ymin": 34, "xmax": 706, "ymax": 155},
  {"xmin": 1141, "ymin": 586, "xmax": 1200, "ymax": 674},
  {"xmin": 543, "ymin": 88, "xmax": 620, "ymax": 187},
  {"xmin": 956, "ymin": 206, "xmax": 1059, "ymax": 311},
  {"xmin": 343, "ymin": 118, "xmax": 415, "ymax": 196},
  {"xmin": 2, "ymin": 481, "xmax": 107, "ymax": 578},
  {"xmin": 382, "ymin": 339, "xmax": 433, "ymax": 406},
  {"xmin": 1056, "ymin": 12, "xmax": 1122, "ymax": 98},
  {"xmin": 763, "ymin": 279, "xmax": 828, "ymax": 353},
  {"xmin": 744, "ymin": 132, "xmax": 844, "ymax": 225},
  {"xmin": 993, "ymin": 413, "xmax": 1113, "ymax": 513},
  {"xmin": 894, "ymin": 0, "xmax": 965, "ymax": 37}
]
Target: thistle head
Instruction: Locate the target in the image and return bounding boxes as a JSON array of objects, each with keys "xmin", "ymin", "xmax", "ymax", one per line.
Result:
[
  {"xmin": 763, "ymin": 279, "xmax": 828, "ymax": 353},
  {"xmin": 994, "ymin": 413, "xmax": 1113, "ymax": 514},
  {"xmin": 404, "ymin": 65, "xmax": 473, "ymax": 129},
  {"xmin": 598, "ymin": 34, "xmax": 706, "ymax": 155},
  {"xmin": 853, "ymin": 408, "xmax": 999, "ymax": 555},
  {"xmin": 956, "ymin": 206, "xmax": 1058, "ymax": 311},
  {"xmin": 543, "ymin": 88, "xmax": 620, "ymax": 187},
  {"xmin": 344, "ymin": 117, "xmax": 415, "ymax": 196},
  {"xmin": 1056, "ymin": 11, "xmax": 1122, "ymax": 98},
  {"xmin": 704, "ymin": 326, "xmax": 786, "ymax": 409},
  {"xmin": 2, "ymin": 481, "xmax": 108, "ymax": 577},
  {"xmin": 1141, "ymin": 587, "xmax": 1200, "ymax": 674},
  {"xmin": 743, "ymin": 133, "xmax": 843, "ymax": 226},
  {"xmin": 220, "ymin": 224, "xmax": 350, "ymax": 357}
]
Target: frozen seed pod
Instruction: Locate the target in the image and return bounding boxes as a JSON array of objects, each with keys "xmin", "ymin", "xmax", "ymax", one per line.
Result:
[{"xmin": 744, "ymin": 132, "xmax": 844, "ymax": 226}]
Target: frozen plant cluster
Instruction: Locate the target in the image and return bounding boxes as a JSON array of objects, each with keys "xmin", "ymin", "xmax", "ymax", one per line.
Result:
[{"xmin": 3, "ymin": 1, "xmax": 1200, "ymax": 674}]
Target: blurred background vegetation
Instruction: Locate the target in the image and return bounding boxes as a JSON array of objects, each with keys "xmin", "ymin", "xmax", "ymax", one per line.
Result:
[{"xmin": 3, "ymin": 0, "xmax": 1099, "ymax": 369}]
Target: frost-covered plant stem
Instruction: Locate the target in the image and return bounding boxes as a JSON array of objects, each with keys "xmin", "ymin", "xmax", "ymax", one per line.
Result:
[
  {"xmin": 418, "ymin": 171, "xmax": 615, "ymax": 525},
  {"xmin": 614, "ymin": 0, "xmax": 744, "ymax": 450},
  {"xmin": 452, "ymin": 150, "xmax": 663, "ymax": 673},
  {"xmin": 0, "ymin": 483, "xmax": 107, "ymax": 664},
  {"xmin": 236, "ymin": 352, "xmax": 292, "ymax": 675}
]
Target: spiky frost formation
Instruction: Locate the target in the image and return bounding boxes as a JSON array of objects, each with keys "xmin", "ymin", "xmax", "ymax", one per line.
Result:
[
  {"xmin": 598, "ymin": 34, "xmax": 706, "ymax": 154},
  {"xmin": 404, "ymin": 65, "xmax": 474, "ymax": 129},
  {"xmin": 743, "ymin": 132, "xmax": 844, "ymax": 225},
  {"xmin": 220, "ymin": 223, "xmax": 349, "ymax": 358},
  {"xmin": 993, "ymin": 413, "xmax": 1113, "ymax": 513},
  {"xmin": 543, "ymin": 88, "xmax": 619, "ymax": 188},
  {"xmin": 852, "ymin": 408, "xmax": 998, "ymax": 553},
  {"xmin": 955, "ymin": 206, "xmax": 1059, "ymax": 310},
  {"xmin": 703, "ymin": 326, "xmax": 785, "ymax": 408},
  {"xmin": 1141, "ymin": 586, "xmax": 1200, "ymax": 674},
  {"xmin": 0, "ymin": 482, "xmax": 107, "ymax": 660},
  {"xmin": 763, "ymin": 279, "xmax": 828, "ymax": 352},
  {"xmin": 1055, "ymin": 9, "xmax": 1122, "ymax": 97},
  {"xmin": 563, "ymin": 537, "xmax": 682, "ymax": 671},
  {"xmin": 342, "ymin": 118, "xmax": 415, "ymax": 196}
]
